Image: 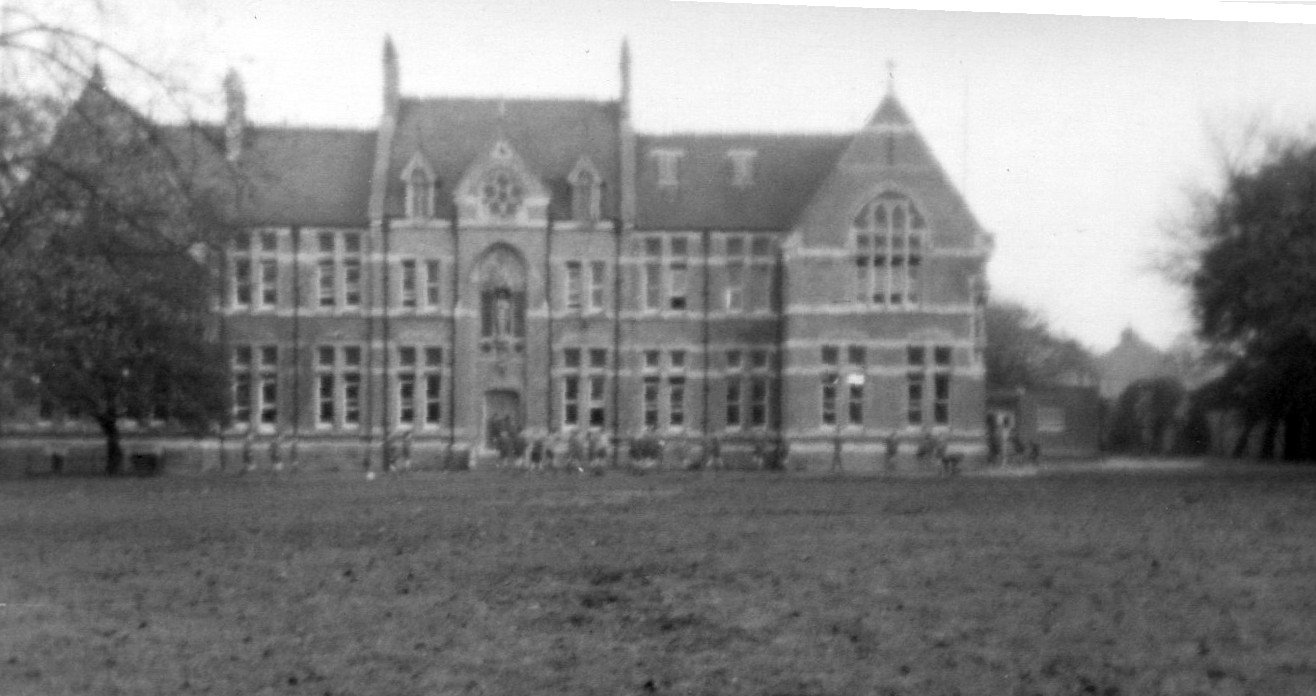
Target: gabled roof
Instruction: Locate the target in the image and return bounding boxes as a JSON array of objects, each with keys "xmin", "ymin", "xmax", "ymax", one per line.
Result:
[
  {"xmin": 385, "ymin": 97, "xmax": 621, "ymax": 221},
  {"xmin": 634, "ymin": 133, "xmax": 850, "ymax": 230},
  {"xmin": 163, "ymin": 124, "xmax": 376, "ymax": 228},
  {"xmin": 792, "ymin": 91, "xmax": 981, "ymax": 246}
]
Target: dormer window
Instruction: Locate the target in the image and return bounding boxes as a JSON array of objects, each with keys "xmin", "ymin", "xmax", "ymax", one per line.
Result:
[
  {"xmin": 651, "ymin": 149, "xmax": 684, "ymax": 188},
  {"xmin": 727, "ymin": 149, "xmax": 756, "ymax": 188},
  {"xmin": 569, "ymin": 156, "xmax": 602, "ymax": 222},
  {"xmin": 401, "ymin": 152, "xmax": 436, "ymax": 220}
]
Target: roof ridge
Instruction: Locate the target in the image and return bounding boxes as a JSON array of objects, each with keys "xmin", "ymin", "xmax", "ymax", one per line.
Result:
[
  {"xmin": 637, "ymin": 131, "xmax": 853, "ymax": 139},
  {"xmin": 402, "ymin": 94, "xmax": 618, "ymax": 105}
]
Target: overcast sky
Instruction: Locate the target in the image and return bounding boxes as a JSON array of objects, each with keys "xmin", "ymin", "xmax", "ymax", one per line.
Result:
[{"xmin": 77, "ymin": 0, "xmax": 1316, "ymax": 352}]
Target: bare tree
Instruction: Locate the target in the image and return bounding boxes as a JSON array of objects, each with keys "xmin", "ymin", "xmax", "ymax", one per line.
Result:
[{"xmin": 1, "ymin": 1, "xmax": 239, "ymax": 473}]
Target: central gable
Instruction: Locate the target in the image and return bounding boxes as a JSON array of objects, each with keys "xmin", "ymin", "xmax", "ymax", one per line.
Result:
[{"xmin": 454, "ymin": 139, "xmax": 550, "ymax": 227}]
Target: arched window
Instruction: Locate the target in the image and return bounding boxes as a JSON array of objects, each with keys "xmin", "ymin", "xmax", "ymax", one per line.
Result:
[
  {"xmin": 407, "ymin": 168, "xmax": 433, "ymax": 219},
  {"xmin": 480, "ymin": 169, "xmax": 524, "ymax": 220},
  {"xmin": 852, "ymin": 191, "xmax": 925, "ymax": 306}
]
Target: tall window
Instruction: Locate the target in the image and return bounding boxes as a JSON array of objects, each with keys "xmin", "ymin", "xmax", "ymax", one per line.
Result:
[
  {"xmin": 639, "ymin": 349, "xmax": 688, "ymax": 430},
  {"xmin": 400, "ymin": 259, "xmax": 418, "ymax": 308},
  {"xmin": 589, "ymin": 261, "xmax": 606, "ymax": 312},
  {"xmin": 232, "ymin": 346, "xmax": 253, "ymax": 426},
  {"xmin": 316, "ymin": 231, "xmax": 363, "ymax": 310},
  {"xmin": 642, "ymin": 350, "xmax": 661, "ymax": 429},
  {"xmin": 397, "ymin": 347, "xmax": 417, "ymax": 427},
  {"xmin": 643, "ymin": 238, "xmax": 663, "ymax": 311},
  {"xmin": 853, "ymin": 192, "xmax": 925, "ymax": 307},
  {"xmin": 906, "ymin": 344, "xmax": 953, "ymax": 426},
  {"xmin": 561, "ymin": 347, "xmax": 608, "ymax": 429},
  {"xmin": 424, "ymin": 347, "xmax": 443, "ymax": 426},
  {"xmin": 725, "ymin": 348, "xmax": 773, "ymax": 430},
  {"xmin": 725, "ymin": 237, "xmax": 745, "ymax": 312},
  {"xmin": 230, "ymin": 230, "xmax": 280, "ymax": 310},
  {"xmin": 343, "ymin": 233, "xmax": 362, "ymax": 308},
  {"xmin": 641, "ymin": 236, "xmax": 692, "ymax": 312},
  {"xmin": 316, "ymin": 345, "xmax": 363, "ymax": 429},
  {"xmin": 316, "ymin": 346, "xmax": 335, "ymax": 428},
  {"xmin": 395, "ymin": 345, "xmax": 443, "ymax": 428},
  {"xmin": 425, "ymin": 260, "xmax": 441, "ymax": 308},
  {"xmin": 821, "ymin": 344, "xmax": 839, "ymax": 427},
  {"xmin": 847, "ymin": 345, "xmax": 866, "ymax": 427},
  {"xmin": 668, "ymin": 350, "xmax": 686, "ymax": 428},
  {"xmin": 565, "ymin": 261, "xmax": 583, "ymax": 311},
  {"xmin": 342, "ymin": 346, "xmax": 362, "ymax": 427},
  {"xmin": 232, "ymin": 345, "xmax": 276, "ymax": 429}
]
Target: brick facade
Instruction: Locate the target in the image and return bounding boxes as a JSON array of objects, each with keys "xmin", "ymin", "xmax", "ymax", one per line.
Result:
[{"xmin": 4, "ymin": 40, "xmax": 992, "ymax": 470}]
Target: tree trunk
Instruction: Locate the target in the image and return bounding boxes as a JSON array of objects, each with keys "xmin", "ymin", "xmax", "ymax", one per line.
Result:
[
  {"xmin": 1260, "ymin": 417, "xmax": 1279, "ymax": 460},
  {"xmin": 1282, "ymin": 410, "xmax": 1304, "ymax": 462},
  {"xmin": 99, "ymin": 416, "xmax": 123, "ymax": 475},
  {"xmin": 1231, "ymin": 415, "xmax": 1256, "ymax": 459}
]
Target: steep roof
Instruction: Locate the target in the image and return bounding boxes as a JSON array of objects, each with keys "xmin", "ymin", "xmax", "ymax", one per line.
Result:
[
  {"xmin": 385, "ymin": 97, "xmax": 621, "ymax": 220},
  {"xmin": 634, "ymin": 133, "xmax": 849, "ymax": 230},
  {"xmin": 792, "ymin": 92, "xmax": 981, "ymax": 247},
  {"xmin": 163, "ymin": 124, "xmax": 376, "ymax": 228}
]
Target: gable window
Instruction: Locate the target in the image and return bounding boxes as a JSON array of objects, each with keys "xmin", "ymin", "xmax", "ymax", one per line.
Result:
[
  {"xmin": 402, "ymin": 153, "xmax": 436, "ymax": 219},
  {"xmin": 480, "ymin": 169, "xmax": 524, "ymax": 219},
  {"xmin": 853, "ymin": 192, "xmax": 926, "ymax": 307},
  {"xmin": 407, "ymin": 168, "xmax": 433, "ymax": 219},
  {"xmin": 570, "ymin": 159, "xmax": 601, "ymax": 223},
  {"xmin": 727, "ymin": 149, "xmax": 757, "ymax": 188},
  {"xmin": 651, "ymin": 149, "xmax": 684, "ymax": 188}
]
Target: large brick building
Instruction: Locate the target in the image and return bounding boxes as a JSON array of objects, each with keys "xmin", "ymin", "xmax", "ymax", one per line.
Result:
[{"xmin": 9, "ymin": 39, "xmax": 993, "ymax": 470}]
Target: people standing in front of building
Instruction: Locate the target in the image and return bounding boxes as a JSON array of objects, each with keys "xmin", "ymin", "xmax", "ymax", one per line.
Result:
[
  {"xmin": 400, "ymin": 431, "xmax": 413, "ymax": 472},
  {"xmin": 884, "ymin": 430, "xmax": 900, "ymax": 471},
  {"xmin": 830, "ymin": 434, "xmax": 843, "ymax": 474},
  {"xmin": 240, "ymin": 431, "xmax": 255, "ymax": 475},
  {"xmin": 269, "ymin": 432, "xmax": 283, "ymax": 473},
  {"xmin": 704, "ymin": 435, "xmax": 723, "ymax": 471}
]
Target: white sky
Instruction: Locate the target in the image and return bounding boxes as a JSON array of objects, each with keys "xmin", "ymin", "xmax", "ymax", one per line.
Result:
[{"xmin": 80, "ymin": 0, "xmax": 1316, "ymax": 352}]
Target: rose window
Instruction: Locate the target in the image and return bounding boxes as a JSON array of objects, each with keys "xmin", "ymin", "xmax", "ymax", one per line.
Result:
[{"xmin": 480, "ymin": 171, "xmax": 524, "ymax": 219}]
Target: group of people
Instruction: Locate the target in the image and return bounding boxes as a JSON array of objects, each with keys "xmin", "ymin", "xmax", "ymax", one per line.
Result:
[
  {"xmin": 238, "ymin": 431, "xmax": 298, "ymax": 474},
  {"xmin": 237, "ymin": 430, "xmax": 416, "ymax": 478},
  {"xmin": 823, "ymin": 428, "xmax": 963, "ymax": 475},
  {"xmin": 489, "ymin": 427, "xmax": 611, "ymax": 473}
]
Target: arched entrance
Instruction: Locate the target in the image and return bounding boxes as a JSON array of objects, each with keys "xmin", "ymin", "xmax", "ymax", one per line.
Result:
[{"xmin": 484, "ymin": 389, "xmax": 521, "ymax": 448}]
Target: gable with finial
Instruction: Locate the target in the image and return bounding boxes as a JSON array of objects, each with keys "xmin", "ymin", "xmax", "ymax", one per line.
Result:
[{"xmin": 454, "ymin": 138, "xmax": 550, "ymax": 226}]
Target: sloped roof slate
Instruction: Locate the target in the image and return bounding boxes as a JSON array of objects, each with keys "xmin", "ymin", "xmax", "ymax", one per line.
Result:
[
  {"xmin": 634, "ymin": 133, "xmax": 850, "ymax": 230},
  {"xmin": 163, "ymin": 124, "xmax": 376, "ymax": 228},
  {"xmin": 386, "ymin": 97, "xmax": 621, "ymax": 221}
]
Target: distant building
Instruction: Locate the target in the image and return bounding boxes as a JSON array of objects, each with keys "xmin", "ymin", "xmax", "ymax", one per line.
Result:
[
  {"xmin": 3, "ymin": 39, "xmax": 993, "ymax": 470},
  {"xmin": 1096, "ymin": 327, "xmax": 1175, "ymax": 400}
]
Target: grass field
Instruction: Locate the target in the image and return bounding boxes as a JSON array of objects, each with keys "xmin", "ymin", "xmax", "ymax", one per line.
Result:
[{"xmin": 1, "ymin": 464, "xmax": 1315, "ymax": 696}]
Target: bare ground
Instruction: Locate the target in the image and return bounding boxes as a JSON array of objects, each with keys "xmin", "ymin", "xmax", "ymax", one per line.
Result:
[{"xmin": 1, "ymin": 464, "xmax": 1314, "ymax": 695}]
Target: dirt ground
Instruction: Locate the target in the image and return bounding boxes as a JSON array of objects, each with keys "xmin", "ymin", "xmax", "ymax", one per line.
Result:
[{"xmin": 1, "ymin": 464, "xmax": 1314, "ymax": 695}]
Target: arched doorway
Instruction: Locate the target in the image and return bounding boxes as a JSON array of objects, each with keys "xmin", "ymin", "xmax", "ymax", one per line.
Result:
[{"xmin": 484, "ymin": 389, "xmax": 522, "ymax": 449}]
